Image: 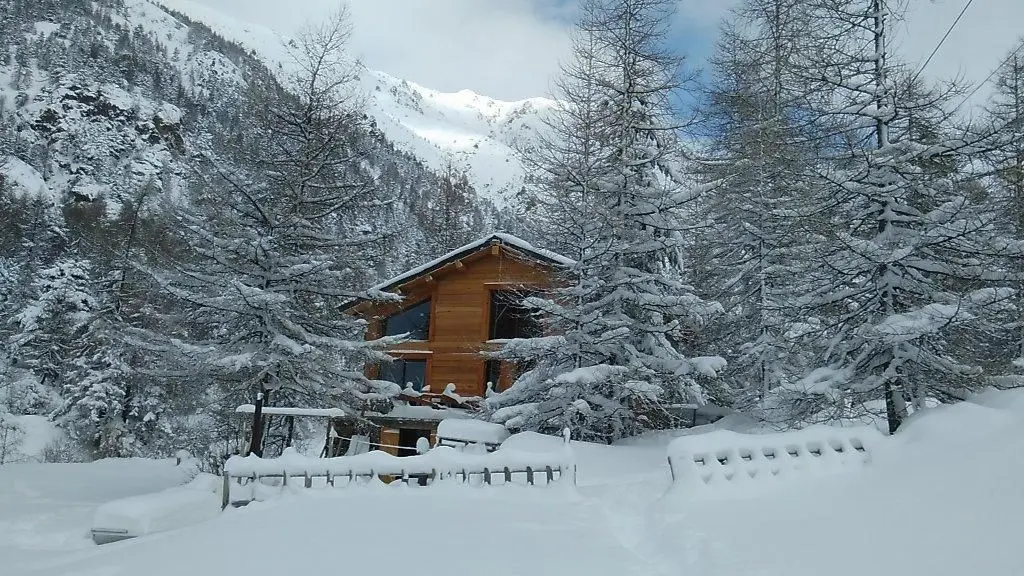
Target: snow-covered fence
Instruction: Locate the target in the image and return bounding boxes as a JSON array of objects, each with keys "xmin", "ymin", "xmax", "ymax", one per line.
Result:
[
  {"xmin": 221, "ymin": 445, "xmax": 574, "ymax": 508},
  {"xmin": 666, "ymin": 426, "xmax": 884, "ymax": 491}
]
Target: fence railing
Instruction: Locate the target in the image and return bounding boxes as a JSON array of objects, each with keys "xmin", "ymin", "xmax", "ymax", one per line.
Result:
[
  {"xmin": 666, "ymin": 425, "xmax": 884, "ymax": 490},
  {"xmin": 221, "ymin": 446, "xmax": 574, "ymax": 509}
]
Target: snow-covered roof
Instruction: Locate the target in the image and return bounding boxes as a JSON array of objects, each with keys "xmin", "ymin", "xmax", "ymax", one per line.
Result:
[
  {"xmin": 366, "ymin": 404, "xmax": 475, "ymax": 423},
  {"xmin": 367, "ymin": 233, "xmax": 573, "ymax": 296},
  {"xmin": 234, "ymin": 405, "xmax": 346, "ymax": 418}
]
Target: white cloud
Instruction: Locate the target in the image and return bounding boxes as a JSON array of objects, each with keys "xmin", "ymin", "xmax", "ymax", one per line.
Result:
[
  {"xmin": 184, "ymin": 0, "xmax": 1020, "ymax": 108},
  {"xmin": 185, "ymin": 0, "xmax": 573, "ymax": 100}
]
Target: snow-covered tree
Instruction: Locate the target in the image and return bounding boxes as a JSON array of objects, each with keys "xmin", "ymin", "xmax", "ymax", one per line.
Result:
[
  {"xmin": 982, "ymin": 41, "xmax": 1024, "ymax": 379},
  {"xmin": 485, "ymin": 0, "xmax": 725, "ymax": 443},
  {"xmin": 417, "ymin": 157, "xmax": 485, "ymax": 256},
  {"xmin": 696, "ymin": 0, "xmax": 826, "ymax": 408},
  {"xmin": 778, "ymin": 0, "xmax": 1020, "ymax": 433},
  {"xmin": 161, "ymin": 12, "xmax": 401, "ymax": 455}
]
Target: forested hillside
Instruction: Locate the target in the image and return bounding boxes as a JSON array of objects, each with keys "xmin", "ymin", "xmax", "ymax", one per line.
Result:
[
  {"xmin": 1, "ymin": 0, "xmax": 1021, "ymax": 465},
  {"xmin": 0, "ymin": 0, "xmax": 493, "ymax": 463}
]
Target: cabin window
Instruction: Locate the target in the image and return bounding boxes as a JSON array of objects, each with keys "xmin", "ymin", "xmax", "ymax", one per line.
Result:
[
  {"xmin": 380, "ymin": 358, "xmax": 427, "ymax": 391},
  {"xmin": 384, "ymin": 299, "xmax": 431, "ymax": 340},
  {"xmin": 489, "ymin": 290, "xmax": 540, "ymax": 340}
]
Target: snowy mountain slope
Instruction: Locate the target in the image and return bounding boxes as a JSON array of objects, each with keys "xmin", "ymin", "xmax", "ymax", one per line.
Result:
[{"xmin": 151, "ymin": 0, "xmax": 554, "ymax": 207}]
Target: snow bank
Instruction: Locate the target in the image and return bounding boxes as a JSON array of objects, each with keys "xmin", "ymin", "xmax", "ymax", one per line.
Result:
[
  {"xmin": 224, "ymin": 445, "xmax": 570, "ymax": 480},
  {"xmin": 2, "ymin": 156, "xmax": 54, "ymax": 201},
  {"xmin": 666, "ymin": 425, "xmax": 884, "ymax": 493},
  {"xmin": 92, "ymin": 474, "xmax": 221, "ymax": 542},
  {"xmin": 436, "ymin": 418, "xmax": 510, "ymax": 446},
  {"xmin": 0, "ymin": 414, "xmax": 63, "ymax": 464},
  {"xmin": 651, "ymin": 390, "xmax": 1024, "ymax": 576}
]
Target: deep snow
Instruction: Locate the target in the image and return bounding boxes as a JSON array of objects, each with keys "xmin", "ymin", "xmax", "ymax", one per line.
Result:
[{"xmin": 3, "ymin": 390, "xmax": 1024, "ymax": 576}]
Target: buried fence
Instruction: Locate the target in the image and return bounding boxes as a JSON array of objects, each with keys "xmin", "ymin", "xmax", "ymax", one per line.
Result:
[
  {"xmin": 221, "ymin": 446, "xmax": 575, "ymax": 508},
  {"xmin": 666, "ymin": 425, "xmax": 885, "ymax": 490}
]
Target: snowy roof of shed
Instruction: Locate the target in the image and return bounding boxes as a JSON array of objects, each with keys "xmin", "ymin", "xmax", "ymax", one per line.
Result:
[
  {"xmin": 352, "ymin": 234, "xmax": 572, "ymax": 307},
  {"xmin": 234, "ymin": 405, "xmax": 347, "ymax": 418}
]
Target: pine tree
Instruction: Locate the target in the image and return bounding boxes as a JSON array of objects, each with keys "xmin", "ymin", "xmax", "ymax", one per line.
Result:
[{"xmin": 485, "ymin": 0, "xmax": 725, "ymax": 443}]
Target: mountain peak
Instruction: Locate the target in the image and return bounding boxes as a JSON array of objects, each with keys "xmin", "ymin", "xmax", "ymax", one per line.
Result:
[{"xmin": 152, "ymin": 0, "xmax": 553, "ymax": 208}]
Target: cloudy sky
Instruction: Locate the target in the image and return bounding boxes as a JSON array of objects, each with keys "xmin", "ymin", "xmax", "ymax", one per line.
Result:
[{"xmin": 188, "ymin": 0, "xmax": 1022, "ymax": 104}]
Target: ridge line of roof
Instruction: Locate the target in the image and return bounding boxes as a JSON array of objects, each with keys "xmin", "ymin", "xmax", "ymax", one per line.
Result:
[{"xmin": 367, "ymin": 232, "xmax": 573, "ymax": 295}]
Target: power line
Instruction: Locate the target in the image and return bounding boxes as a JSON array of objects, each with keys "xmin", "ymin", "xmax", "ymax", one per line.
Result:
[
  {"xmin": 952, "ymin": 41, "xmax": 1024, "ymax": 112},
  {"xmin": 910, "ymin": 0, "xmax": 975, "ymax": 86}
]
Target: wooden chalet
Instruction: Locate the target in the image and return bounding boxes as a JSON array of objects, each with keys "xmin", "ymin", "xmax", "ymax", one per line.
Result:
[{"xmin": 337, "ymin": 233, "xmax": 573, "ymax": 457}]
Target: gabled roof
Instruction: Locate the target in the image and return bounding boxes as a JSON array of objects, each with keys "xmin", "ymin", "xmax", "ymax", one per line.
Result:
[{"xmin": 368, "ymin": 233, "xmax": 573, "ymax": 296}]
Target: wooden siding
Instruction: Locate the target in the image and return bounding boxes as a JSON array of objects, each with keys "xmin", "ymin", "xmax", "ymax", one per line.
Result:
[{"xmin": 363, "ymin": 245, "xmax": 553, "ymax": 399}]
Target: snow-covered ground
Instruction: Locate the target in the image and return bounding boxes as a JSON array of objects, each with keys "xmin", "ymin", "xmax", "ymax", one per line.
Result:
[{"xmin": 3, "ymin": 390, "xmax": 1023, "ymax": 576}]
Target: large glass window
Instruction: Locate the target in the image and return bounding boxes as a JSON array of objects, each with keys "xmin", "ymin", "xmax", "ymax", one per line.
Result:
[
  {"xmin": 384, "ymin": 299, "xmax": 431, "ymax": 340},
  {"xmin": 489, "ymin": 291, "xmax": 540, "ymax": 340},
  {"xmin": 380, "ymin": 358, "xmax": 427, "ymax": 391}
]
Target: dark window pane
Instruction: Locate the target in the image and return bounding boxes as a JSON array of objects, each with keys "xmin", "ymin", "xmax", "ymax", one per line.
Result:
[
  {"xmin": 489, "ymin": 291, "xmax": 540, "ymax": 340},
  {"xmin": 380, "ymin": 359, "xmax": 427, "ymax": 392},
  {"xmin": 403, "ymin": 360, "xmax": 426, "ymax": 391},
  {"xmin": 385, "ymin": 299, "xmax": 431, "ymax": 340},
  {"xmin": 379, "ymin": 360, "xmax": 403, "ymax": 384}
]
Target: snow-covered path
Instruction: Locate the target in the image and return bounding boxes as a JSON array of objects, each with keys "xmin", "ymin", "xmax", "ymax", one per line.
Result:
[{"xmin": 18, "ymin": 486, "xmax": 656, "ymax": 576}]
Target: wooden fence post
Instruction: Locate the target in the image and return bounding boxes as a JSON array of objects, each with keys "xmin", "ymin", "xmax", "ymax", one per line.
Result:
[
  {"xmin": 304, "ymin": 472, "xmax": 312, "ymax": 488},
  {"xmin": 545, "ymin": 466, "xmax": 554, "ymax": 484},
  {"xmin": 221, "ymin": 474, "xmax": 230, "ymax": 509},
  {"xmin": 483, "ymin": 468, "xmax": 491, "ymax": 485},
  {"xmin": 504, "ymin": 467, "xmax": 512, "ymax": 483},
  {"xmin": 667, "ymin": 457, "xmax": 676, "ymax": 483},
  {"xmin": 526, "ymin": 466, "xmax": 534, "ymax": 485}
]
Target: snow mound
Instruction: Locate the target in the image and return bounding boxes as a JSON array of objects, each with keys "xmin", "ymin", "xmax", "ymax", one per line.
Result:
[
  {"xmin": 2, "ymin": 156, "xmax": 54, "ymax": 202},
  {"xmin": 0, "ymin": 414, "xmax": 64, "ymax": 464},
  {"xmin": 92, "ymin": 474, "xmax": 221, "ymax": 542},
  {"xmin": 666, "ymin": 425, "xmax": 884, "ymax": 494},
  {"xmin": 436, "ymin": 418, "xmax": 511, "ymax": 446}
]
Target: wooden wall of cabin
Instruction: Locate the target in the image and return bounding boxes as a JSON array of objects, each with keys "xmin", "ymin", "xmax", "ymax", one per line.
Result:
[{"xmin": 363, "ymin": 247, "xmax": 551, "ymax": 398}]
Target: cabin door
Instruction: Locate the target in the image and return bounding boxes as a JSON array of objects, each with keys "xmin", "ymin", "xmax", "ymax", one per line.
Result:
[{"xmin": 397, "ymin": 428, "xmax": 431, "ymax": 457}]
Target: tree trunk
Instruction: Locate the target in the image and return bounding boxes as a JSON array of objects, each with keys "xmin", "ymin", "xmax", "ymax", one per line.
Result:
[
  {"xmin": 246, "ymin": 388, "xmax": 270, "ymax": 457},
  {"xmin": 884, "ymin": 379, "xmax": 905, "ymax": 435}
]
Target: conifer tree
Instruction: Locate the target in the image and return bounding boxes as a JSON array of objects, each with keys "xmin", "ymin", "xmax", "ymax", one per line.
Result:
[
  {"xmin": 161, "ymin": 11, "xmax": 401, "ymax": 455},
  {"xmin": 781, "ymin": 0, "xmax": 1020, "ymax": 432},
  {"xmin": 485, "ymin": 0, "xmax": 725, "ymax": 443}
]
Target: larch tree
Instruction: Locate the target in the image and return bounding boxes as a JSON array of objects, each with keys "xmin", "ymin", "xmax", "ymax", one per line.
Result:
[
  {"xmin": 485, "ymin": 0, "xmax": 725, "ymax": 444},
  {"xmin": 418, "ymin": 157, "xmax": 484, "ymax": 256},
  {"xmin": 982, "ymin": 41, "xmax": 1024, "ymax": 380},
  {"xmin": 780, "ymin": 0, "xmax": 1020, "ymax": 433},
  {"xmin": 161, "ymin": 11, "xmax": 401, "ymax": 456},
  {"xmin": 696, "ymin": 0, "xmax": 827, "ymax": 411}
]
